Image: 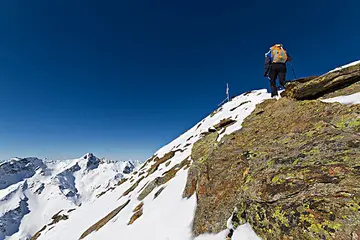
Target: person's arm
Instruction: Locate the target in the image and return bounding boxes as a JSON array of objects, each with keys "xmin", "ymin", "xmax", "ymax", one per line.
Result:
[{"xmin": 264, "ymin": 51, "xmax": 271, "ymax": 76}]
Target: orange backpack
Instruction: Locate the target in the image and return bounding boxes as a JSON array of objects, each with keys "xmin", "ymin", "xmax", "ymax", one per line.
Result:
[{"xmin": 271, "ymin": 45, "xmax": 288, "ymax": 63}]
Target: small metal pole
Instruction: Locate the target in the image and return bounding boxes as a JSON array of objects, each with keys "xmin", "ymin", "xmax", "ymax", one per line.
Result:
[{"xmin": 226, "ymin": 83, "xmax": 230, "ymax": 102}]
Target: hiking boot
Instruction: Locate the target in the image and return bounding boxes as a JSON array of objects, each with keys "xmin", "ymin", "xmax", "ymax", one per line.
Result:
[{"xmin": 226, "ymin": 237, "xmax": 231, "ymax": 240}]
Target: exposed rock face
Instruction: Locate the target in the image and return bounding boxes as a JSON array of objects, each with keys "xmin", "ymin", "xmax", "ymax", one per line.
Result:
[
  {"xmin": 186, "ymin": 98, "xmax": 360, "ymax": 239},
  {"xmin": 34, "ymin": 183, "xmax": 45, "ymax": 195},
  {"xmin": 0, "ymin": 197, "xmax": 30, "ymax": 239},
  {"xmin": 123, "ymin": 161, "xmax": 136, "ymax": 174},
  {"xmin": 84, "ymin": 153, "xmax": 100, "ymax": 171},
  {"xmin": 123, "ymin": 176, "xmax": 145, "ymax": 196},
  {"xmin": 50, "ymin": 213, "xmax": 68, "ymax": 226},
  {"xmin": 213, "ymin": 118, "xmax": 237, "ymax": 130},
  {"xmin": 54, "ymin": 163, "xmax": 81, "ymax": 200},
  {"xmin": 183, "ymin": 132, "xmax": 219, "ymax": 199},
  {"xmin": 154, "ymin": 187, "xmax": 165, "ymax": 199},
  {"xmin": 138, "ymin": 158, "xmax": 190, "ymax": 201},
  {"xmin": 282, "ymin": 62, "xmax": 360, "ymax": 100},
  {"xmin": 128, "ymin": 203, "xmax": 144, "ymax": 225},
  {"xmin": 146, "ymin": 151, "xmax": 176, "ymax": 176},
  {"xmin": 133, "ymin": 202, "xmax": 144, "ymax": 212}
]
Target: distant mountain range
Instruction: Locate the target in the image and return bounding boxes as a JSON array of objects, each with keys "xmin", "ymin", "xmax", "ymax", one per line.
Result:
[{"xmin": 0, "ymin": 153, "xmax": 139, "ymax": 239}]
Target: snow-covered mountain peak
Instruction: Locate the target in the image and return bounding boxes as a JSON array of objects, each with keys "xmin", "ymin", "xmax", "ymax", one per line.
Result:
[{"xmin": 82, "ymin": 153, "xmax": 94, "ymax": 160}]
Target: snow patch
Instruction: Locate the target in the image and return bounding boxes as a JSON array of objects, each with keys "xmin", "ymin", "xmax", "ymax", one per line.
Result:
[{"xmin": 322, "ymin": 92, "xmax": 360, "ymax": 105}]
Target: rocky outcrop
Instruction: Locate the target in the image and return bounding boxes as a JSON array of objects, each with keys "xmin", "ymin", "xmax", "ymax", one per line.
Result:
[
  {"xmin": 133, "ymin": 202, "xmax": 144, "ymax": 212},
  {"xmin": 123, "ymin": 161, "xmax": 136, "ymax": 174},
  {"xmin": 154, "ymin": 187, "xmax": 165, "ymax": 199},
  {"xmin": 123, "ymin": 176, "xmax": 145, "ymax": 197},
  {"xmin": 55, "ymin": 163, "xmax": 81, "ymax": 200},
  {"xmin": 146, "ymin": 151, "xmax": 176, "ymax": 176},
  {"xmin": 186, "ymin": 97, "xmax": 360, "ymax": 239},
  {"xmin": 138, "ymin": 158, "xmax": 190, "ymax": 201},
  {"xmin": 49, "ymin": 211, "xmax": 69, "ymax": 225},
  {"xmin": 213, "ymin": 118, "xmax": 237, "ymax": 130},
  {"xmin": 80, "ymin": 200, "xmax": 130, "ymax": 239},
  {"xmin": 183, "ymin": 132, "xmax": 219, "ymax": 199},
  {"xmin": 128, "ymin": 209, "xmax": 143, "ymax": 225},
  {"xmin": 34, "ymin": 183, "xmax": 45, "ymax": 195},
  {"xmin": 128, "ymin": 203, "xmax": 144, "ymax": 225},
  {"xmin": 282, "ymin": 62, "xmax": 360, "ymax": 100},
  {"xmin": 84, "ymin": 153, "xmax": 100, "ymax": 171},
  {"xmin": 30, "ymin": 210, "xmax": 70, "ymax": 239}
]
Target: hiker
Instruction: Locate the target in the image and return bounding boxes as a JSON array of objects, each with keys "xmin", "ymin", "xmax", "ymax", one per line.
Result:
[{"xmin": 264, "ymin": 44, "xmax": 292, "ymax": 97}]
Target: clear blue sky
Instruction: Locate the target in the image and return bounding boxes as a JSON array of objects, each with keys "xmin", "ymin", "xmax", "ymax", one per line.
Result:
[{"xmin": 1, "ymin": 0, "xmax": 359, "ymax": 161}]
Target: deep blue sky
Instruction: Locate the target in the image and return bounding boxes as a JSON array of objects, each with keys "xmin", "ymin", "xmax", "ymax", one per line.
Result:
[{"xmin": 1, "ymin": 0, "xmax": 359, "ymax": 161}]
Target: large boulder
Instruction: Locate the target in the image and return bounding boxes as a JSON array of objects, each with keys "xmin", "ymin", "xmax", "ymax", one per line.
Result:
[
  {"xmin": 186, "ymin": 98, "xmax": 360, "ymax": 239},
  {"xmin": 282, "ymin": 62, "xmax": 360, "ymax": 100}
]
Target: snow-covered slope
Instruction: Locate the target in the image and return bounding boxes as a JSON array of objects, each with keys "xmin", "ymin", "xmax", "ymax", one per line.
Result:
[
  {"xmin": 34, "ymin": 89, "xmax": 272, "ymax": 240},
  {"xmin": 0, "ymin": 154, "xmax": 137, "ymax": 240},
  {"xmin": 322, "ymin": 92, "xmax": 360, "ymax": 104}
]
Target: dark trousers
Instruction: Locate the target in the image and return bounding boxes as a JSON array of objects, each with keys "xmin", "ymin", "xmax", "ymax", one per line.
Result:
[{"xmin": 269, "ymin": 63, "xmax": 287, "ymax": 97}]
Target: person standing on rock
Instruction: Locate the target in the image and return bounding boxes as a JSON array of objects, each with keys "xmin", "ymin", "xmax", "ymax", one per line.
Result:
[{"xmin": 264, "ymin": 44, "xmax": 292, "ymax": 98}]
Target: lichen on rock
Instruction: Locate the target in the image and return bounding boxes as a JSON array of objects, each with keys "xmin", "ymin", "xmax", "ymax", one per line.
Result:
[
  {"xmin": 123, "ymin": 176, "xmax": 145, "ymax": 197},
  {"xmin": 213, "ymin": 118, "xmax": 237, "ymax": 130},
  {"xmin": 146, "ymin": 151, "xmax": 176, "ymax": 176},
  {"xmin": 128, "ymin": 208, "xmax": 143, "ymax": 225},
  {"xmin": 183, "ymin": 131, "xmax": 219, "ymax": 199},
  {"xmin": 138, "ymin": 158, "xmax": 190, "ymax": 201},
  {"xmin": 185, "ymin": 96, "xmax": 360, "ymax": 239}
]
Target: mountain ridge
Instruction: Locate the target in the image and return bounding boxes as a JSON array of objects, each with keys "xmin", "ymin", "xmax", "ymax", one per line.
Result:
[{"xmin": 2, "ymin": 60, "xmax": 360, "ymax": 240}]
